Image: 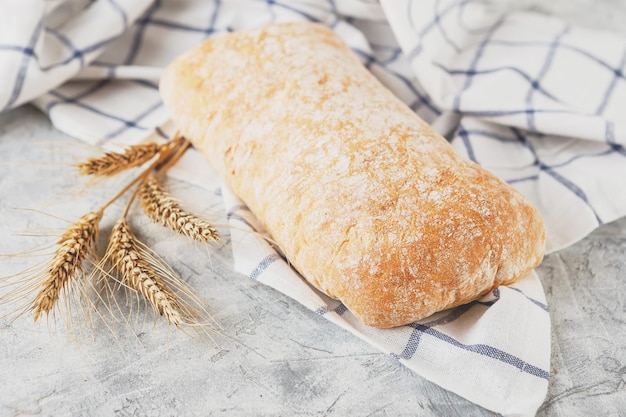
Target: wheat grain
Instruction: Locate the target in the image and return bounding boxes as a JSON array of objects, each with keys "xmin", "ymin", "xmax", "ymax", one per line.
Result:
[
  {"xmin": 33, "ymin": 210, "xmax": 103, "ymax": 322},
  {"xmin": 139, "ymin": 176, "xmax": 219, "ymax": 243},
  {"xmin": 78, "ymin": 142, "xmax": 160, "ymax": 177},
  {"xmin": 107, "ymin": 218, "xmax": 183, "ymax": 326}
]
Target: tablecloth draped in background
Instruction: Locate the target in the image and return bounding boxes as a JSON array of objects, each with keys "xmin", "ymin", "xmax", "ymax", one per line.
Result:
[{"xmin": 2, "ymin": 0, "xmax": 626, "ymax": 415}]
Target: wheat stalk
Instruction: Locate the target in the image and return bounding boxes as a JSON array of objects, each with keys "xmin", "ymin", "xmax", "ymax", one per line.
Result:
[
  {"xmin": 139, "ymin": 176, "xmax": 219, "ymax": 243},
  {"xmin": 78, "ymin": 142, "xmax": 161, "ymax": 177},
  {"xmin": 33, "ymin": 210, "xmax": 103, "ymax": 322},
  {"xmin": 106, "ymin": 218, "xmax": 183, "ymax": 326},
  {"xmin": 9, "ymin": 133, "xmax": 218, "ymax": 337}
]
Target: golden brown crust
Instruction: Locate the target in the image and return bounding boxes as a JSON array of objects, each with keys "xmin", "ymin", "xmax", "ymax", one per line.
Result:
[{"xmin": 160, "ymin": 22, "xmax": 546, "ymax": 328}]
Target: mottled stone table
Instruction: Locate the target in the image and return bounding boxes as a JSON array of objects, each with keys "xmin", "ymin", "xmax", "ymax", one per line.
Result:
[{"xmin": 0, "ymin": 100, "xmax": 624, "ymax": 417}]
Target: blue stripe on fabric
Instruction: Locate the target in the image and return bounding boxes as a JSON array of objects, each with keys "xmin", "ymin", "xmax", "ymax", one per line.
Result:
[
  {"xmin": 544, "ymin": 148, "xmax": 615, "ymax": 170},
  {"xmin": 424, "ymin": 304, "xmax": 476, "ymax": 327},
  {"xmin": 602, "ymin": 121, "xmax": 626, "ymax": 158},
  {"xmin": 397, "ymin": 324, "xmax": 550, "ymax": 380},
  {"xmin": 455, "ymin": 0, "xmax": 494, "ymax": 34},
  {"xmin": 453, "ymin": 17, "xmax": 505, "ymax": 111},
  {"xmin": 266, "ymin": 0, "xmax": 279, "ymax": 22},
  {"xmin": 405, "ymin": 0, "xmax": 467, "ymax": 59},
  {"xmin": 227, "ymin": 205, "xmax": 250, "ymax": 216},
  {"xmin": 506, "ymin": 174, "xmax": 539, "ymax": 184},
  {"xmin": 155, "ymin": 126, "xmax": 170, "ymax": 140},
  {"xmin": 607, "ymin": 144, "xmax": 626, "ymax": 158},
  {"xmin": 135, "ymin": 17, "xmax": 202, "ymax": 32},
  {"xmin": 540, "ymin": 165, "xmax": 603, "ymax": 225},
  {"xmin": 455, "ymin": 121, "xmax": 615, "ymax": 216},
  {"xmin": 132, "ymin": 79, "xmax": 159, "ymax": 90},
  {"xmin": 335, "ymin": 304, "xmax": 347, "ymax": 315},
  {"xmin": 475, "ymin": 299, "xmax": 498, "ymax": 307},
  {"xmin": 47, "ymin": 90, "xmax": 151, "ymax": 132},
  {"xmin": 315, "ymin": 303, "xmax": 347, "ymax": 316},
  {"xmin": 1, "ymin": 1, "xmax": 125, "ymax": 76},
  {"xmin": 77, "ymin": 35, "xmax": 130, "ymax": 57},
  {"xmin": 489, "ymin": 40, "xmax": 626, "ymax": 81},
  {"xmin": 436, "ymin": 64, "xmax": 560, "ymax": 102},
  {"xmin": 605, "ymin": 122, "xmax": 626, "ymax": 157},
  {"xmin": 354, "ymin": 48, "xmax": 375, "ymax": 69},
  {"xmin": 463, "ymin": 128, "xmax": 523, "ymax": 143},
  {"xmin": 395, "ymin": 303, "xmax": 484, "ymax": 360},
  {"xmin": 2, "ymin": 18, "xmax": 44, "ymax": 111},
  {"xmin": 352, "ymin": 49, "xmax": 441, "ymax": 116},
  {"xmin": 505, "ymin": 141, "xmax": 622, "ymax": 184},
  {"xmin": 315, "ymin": 306, "xmax": 329, "ymax": 315},
  {"xmin": 595, "ymin": 46, "xmax": 626, "ymax": 115},
  {"xmin": 131, "ymin": 1, "xmax": 223, "ymax": 56},
  {"xmin": 510, "ymin": 127, "xmax": 540, "ymax": 162},
  {"xmin": 90, "ymin": 61, "xmax": 115, "ymax": 78},
  {"xmin": 102, "ymin": 100, "xmax": 163, "ymax": 140},
  {"xmin": 507, "ymin": 287, "xmax": 548, "ymax": 312},
  {"xmin": 85, "ymin": 64, "xmax": 160, "ymax": 84},
  {"xmin": 372, "ymin": 46, "xmax": 404, "ymax": 65},
  {"xmin": 433, "ymin": 0, "xmax": 461, "ymax": 53},
  {"xmin": 395, "ymin": 331, "xmax": 422, "ymax": 360},
  {"xmin": 540, "ymin": 165, "xmax": 591, "ymax": 202},
  {"xmin": 249, "ymin": 254, "xmax": 279, "ymax": 280},
  {"xmin": 0, "ymin": 45, "xmax": 35, "ymax": 54},
  {"xmin": 124, "ymin": 0, "xmax": 161, "ymax": 65},
  {"xmin": 137, "ymin": 17, "xmax": 223, "ymax": 36},
  {"xmin": 358, "ymin": 42, "xmax": 402, "ymax": 64},
  {"xmin": 512, "ymin": 126, "xmax": 544, "ymax": 140},
  {"xmin": 460, "ymin": 108, "xmax": 571, "ymax": 118},
  {"xmin": 407, "ymin": 44, "xmax": 423, "ymax": 61},
  {"xmin": 44, "ymin": 28, "xmax": 85, "ymax": 69},
  {"xmin": 267, "ymin": 0, "xmax": 322, "ymax": 23},
  {"xmin": 457, "ymin": 125, "xmax": 477, "ymax": 162},
  {"xmin": 107, "ymin": 0, "xmax": 128, "ymax": 28},
  {"xmin": 42, "ymin": 28, "xmax": 125, "ymax": 71},
  {"xmin": 421, "ymin": 326, "xmax": 550, "ymax": 379},
  {"xmin": 53, "ymin": 37, "xmax": 120, "ymax": 67},
  {"xmin": 44, "ymin": 80, "xmax": 111, "ymax": 113},
  {"xmin": 525, "ymin": 26, "xmax": 569, "ymax": 130},
  {"xmin": 226, "ymin": 207, "xmax": 258, "ymax": 232},
  {"xmin": 207, "ymin": 0, "xmax": 222, "ymax": 34},
  {"xmin": 45, "ymin": 80, "xmax": 110, "ymax": 109}
]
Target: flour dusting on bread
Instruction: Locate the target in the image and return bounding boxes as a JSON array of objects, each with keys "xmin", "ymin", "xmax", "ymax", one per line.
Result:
[{"xmin": 160, "ymin": 22, "xmax": 546, "ymax": 328}]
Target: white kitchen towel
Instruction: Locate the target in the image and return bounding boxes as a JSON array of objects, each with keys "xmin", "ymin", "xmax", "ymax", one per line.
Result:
[
  {"xmin": 380, "ymin": 0, "xmax": 626, "ymax": 253},
  {"xmin": 2, "ymin": 0, "xmax": 626, "ymax": 415}
]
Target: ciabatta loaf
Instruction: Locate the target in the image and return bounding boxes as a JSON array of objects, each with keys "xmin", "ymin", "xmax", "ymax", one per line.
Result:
[{"xmin": 159, "ymin": 22, "xmax": 546, "ymax": 328}]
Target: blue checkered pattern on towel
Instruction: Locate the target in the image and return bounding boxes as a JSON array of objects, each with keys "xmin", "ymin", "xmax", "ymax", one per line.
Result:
[
  {"xmin": 3, "ymin": 0, "xmax": 626, "ymax": 415},
  {"xmin": 382, "ymin": 0, "xmax": 626, "ymax": 252}
]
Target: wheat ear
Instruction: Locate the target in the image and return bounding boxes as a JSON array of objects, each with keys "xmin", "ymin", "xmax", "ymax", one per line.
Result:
[
  {"xmin": 33, "ymin": 210, "xmax": 103, "ymax": 322},
  {"xmin": 139, "ymin": 176, "xmax": 219, "ymax": 243},
  {"xmin": 78, "ymin": 142, "xmax": 161, "ymax": 177},
  {"xmin": 107, "ymin": 218, "xmax": 183, "ymax": 326}
]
